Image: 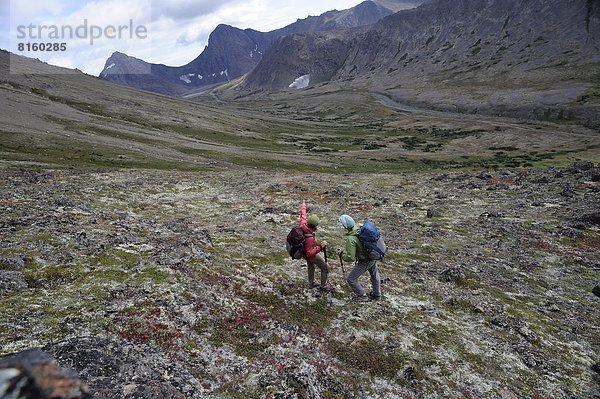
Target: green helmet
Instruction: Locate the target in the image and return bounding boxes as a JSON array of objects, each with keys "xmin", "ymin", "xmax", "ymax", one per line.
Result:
[{"xmin": 307, "ymin": 214, "xmax": 319, "ymax": 226}]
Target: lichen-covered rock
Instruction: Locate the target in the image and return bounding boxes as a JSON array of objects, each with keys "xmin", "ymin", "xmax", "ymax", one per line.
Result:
[
  {"xmin": 568, "ymin": 161, "xmax": 594, "ymax": 173},
  {"xmin": 579, "ymin": 212, "xmax": 600, "ymax": 226},
  {"xmin": 440, "ymin": 267, "xmax": 465, "ymax": 283},
  {"xmin": 426, "ymin": 209, "xmax": 441, "ymax": 218},
  {"xmin": 44, "ymin": 337, "xmax": 201, "ymax": 399},
  {"xmin": 0, "ymin": 255, "xmax": 28, "ymax": 270},
  {"xmin": 0, "ymin": 271, "xmax": 27, "ymax": 294}
]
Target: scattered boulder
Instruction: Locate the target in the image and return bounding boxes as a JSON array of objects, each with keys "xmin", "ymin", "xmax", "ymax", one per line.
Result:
[
  {"xmin": 452, "ymin": 173, "xmax": 472, "ymax": 182},
  {"xmin": 480, "ymin": 211, "xmax": 504, "ymax": 218},
  {"xmin": 440, "ymin": 267, "xmax": 465, "ymax": 283},
  {"xmin": 593, "ymin": 284, "xmax": 600, "ymax": 298},
  {"xmin": 0, "ymin": 271, "xmax": 27, "ymax": 294},
  {"xmin": 426, "ymin": 209, "xmax": 441, "ymax": 218},
  {"xmin": 54, "ymin": 197, "xmax": 75, "ymax": 208},
  {"xmin": 0, "ymin": 349, "xmax": 91, "ymax": 399},
  {"xmin": 402, "ymin": 366, "xmax": 423, "ymax": 382},
  {"xmin": 533, "ymin": 176, "xmax": 550, "ymax": 184},
  {"xmin": 517, "ymin": 325, "xmax": 538, "ymax": 343},
  {"xmin": 578, "ymin": 212, "xmax": 600, "ymax": 226},
  {"xmin": 560, "ymin": 186, "xmax": 575, "ymax": 197},
  {"xmin": 0, "ymin": 255, "xmax": 28, "ymax": 270},
  {"xmin": 559, "ymin": 227, "xmax": 584, "ymax": 238},
  {"xmin": 477, "ymin": 171, "xmax": 493, "ymax": 179},
  {"xmin": 490, "ymin": 315, "xmax": 512, "ymax": 329},
  {"xmin": 592, "ymin": 363, "xmax": 600, "ymax": 375},
  {"xmin": 568, "ymin": 161, "xmax": 594, "ymax": 173},
  {"xmin": 285, "ymin": 362, "xmax": 322, "ymax": 399},
  {"xmin": 590, "ymin": 168, "xmax": 600, "ymax": 182},
  {"xmin": 464, "ymin": 182, "xmax": 481, "ymax": 190},
  {"xmin": 403, "ymin": 200, "xmax": 418, "ymax": 208}
]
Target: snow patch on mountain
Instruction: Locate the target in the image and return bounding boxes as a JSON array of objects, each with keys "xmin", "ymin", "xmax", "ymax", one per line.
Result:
[
  {"xmin": 179, "ymin": 73, "xmax": 196, "ymax": 84},
  {"xmin": 250, "ymin": 44, "xmax": 263, "ymax": 59},
  {"xmin": 100, "ymin": 63, "xmax": 116, "ymax": 78},
  {"xmin": 289, "ymin": 74, "xmax": 310, "ymax": 89}
]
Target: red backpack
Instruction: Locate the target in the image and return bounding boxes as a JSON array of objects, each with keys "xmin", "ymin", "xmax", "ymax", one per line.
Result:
[{"xmin": 285, "ymin": 225, "xmax": 314, "ymax": 259}]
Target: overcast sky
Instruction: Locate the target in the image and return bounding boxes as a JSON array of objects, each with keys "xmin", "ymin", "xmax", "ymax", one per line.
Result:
[{"xmin": 1, "ymin": 0, "xmax": 362, "ymax": 75}]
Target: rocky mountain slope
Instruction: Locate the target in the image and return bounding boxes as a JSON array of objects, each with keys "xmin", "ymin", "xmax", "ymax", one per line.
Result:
[
  {"xmin": 99, "ymin": 1, "xmax": 422, "ymax": 96},
  {"xmin": 235, "ymin": 0, "xmax": 600, "ymax": 126}
]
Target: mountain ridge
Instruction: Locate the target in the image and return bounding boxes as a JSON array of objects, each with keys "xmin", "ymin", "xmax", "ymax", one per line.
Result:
[
  {"xmin": 242, "ymin": 0, "xmax": 600, "ymax": 90},
  {"xmin": 99, "ymin": 0, "xmax": 422, "ymax": 95},
  {"xmin": 231, "ymin": 0, "xmax": 600, "ymax": 126}
]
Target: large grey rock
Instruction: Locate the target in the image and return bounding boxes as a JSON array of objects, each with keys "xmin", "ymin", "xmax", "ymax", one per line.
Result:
[{"xmin": 44, "ymin": 337, "xmax": 201, "ymax": 399}]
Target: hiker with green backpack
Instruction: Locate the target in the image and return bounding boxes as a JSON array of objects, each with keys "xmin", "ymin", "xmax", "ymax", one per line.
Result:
[
  {"xmin": 336, "ymin": 214, "xmax": 387, "ymax": 302},
  {"xmin": 286, "ymin": 200, "xmax": 332, "ymax": 291}
]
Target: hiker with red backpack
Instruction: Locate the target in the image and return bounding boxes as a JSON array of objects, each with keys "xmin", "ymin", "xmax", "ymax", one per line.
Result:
[
  {"xmin": 336, "ymin": 214, "xmax": 387, "ymax": 302},
  {"xmin": 287, "ymin": 201, "xmax": 331, "ymax": 291}
]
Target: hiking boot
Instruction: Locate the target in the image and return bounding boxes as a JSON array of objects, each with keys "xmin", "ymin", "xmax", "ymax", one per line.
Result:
[
  {"xmin": 369, "ymin": 293, "xmax": 382, "ymax": 301},
  {"xmin": 353, "ymin": 295, "xmax": 369, "ymax": 303},
  {"xmin": 309, "ymin": 282, "xmax": 320, "ymax": 289},
  {"xmin": 319, "ymin": 286, "xmax": 336, "ymax": 293}
]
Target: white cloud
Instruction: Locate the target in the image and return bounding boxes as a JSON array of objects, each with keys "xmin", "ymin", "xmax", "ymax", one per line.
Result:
[
  {"xmin": 10, "ymin": 0, "xmax": 66, "ymax": 20},
  {"xmin": 151, "ymin": 0, "xmax": 238, "ymax": 22}
]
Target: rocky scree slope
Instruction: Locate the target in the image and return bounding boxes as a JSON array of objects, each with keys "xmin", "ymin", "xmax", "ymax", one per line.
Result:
[
  {"xmin": 0, "ymin": 165, "xmax": 599, "ymax": 398},
  {"xmin": 99, "ymin": 0, "xmax": 420, "ymax": 96},
  {"xmin": 239, "ymin": 0, "xmax": 600, "ymax": 126}
]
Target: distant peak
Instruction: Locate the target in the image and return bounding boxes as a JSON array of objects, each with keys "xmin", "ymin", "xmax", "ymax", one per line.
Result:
[{"xmin": 214, "ymin": 24, "xmax": 237, "ymax": 32}]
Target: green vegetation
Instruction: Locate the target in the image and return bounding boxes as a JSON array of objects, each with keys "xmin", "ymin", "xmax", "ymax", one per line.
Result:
[
  {"xmin": 331, "ymin": 336, "xmax": 404, "ymax": 379},
  {"xmin": 4, "ymin": 74, "xmax": 599, "ymax": 173},
  {"xmin": 284, "ymin": 298, "xmax": 338, "ymax": 329}
]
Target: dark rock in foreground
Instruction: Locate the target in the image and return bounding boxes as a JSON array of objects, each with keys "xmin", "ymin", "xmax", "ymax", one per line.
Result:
[
  {"xmin": 44, "ymin": 337, "xmax": 201, "ymax": 398},
  {"xmin": 0, "ymin": 349, "xmax": 91, "ymax": 399}
]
